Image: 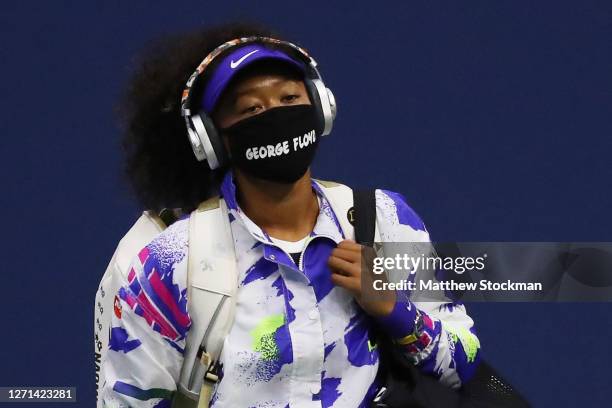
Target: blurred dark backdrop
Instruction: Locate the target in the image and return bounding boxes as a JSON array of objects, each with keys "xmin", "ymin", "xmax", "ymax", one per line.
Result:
[{"xmin": 1, "ymin": 1, "xmax": 610, "ymax": 406}]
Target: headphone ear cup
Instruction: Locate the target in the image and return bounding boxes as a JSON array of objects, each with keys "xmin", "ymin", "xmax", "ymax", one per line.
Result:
[
  {"xmin": 200, "ymin": 114, "xmax": 228, "ymax": 167},
  {"xmin": 187, "ymin": 125, "xmax": 207, "ymax": 162},
  {"xmin": 306, "ymin": 78, "xmax": 335, "ymax": 136},
  {"xmin": 325, "ymin": 87, "xmax": 337, "ymax": 120},
  {"xmin": 190, "ymin": 113, "xmax": 226, "ymax": 169},
  {"xmin": 304, "ymin": 79, "xmax": 326, "ymax": 135}
]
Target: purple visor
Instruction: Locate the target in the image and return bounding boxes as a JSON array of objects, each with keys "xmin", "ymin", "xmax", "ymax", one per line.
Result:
[{"xmin": 201, "ymin": 44, "xmax": 306, "ymax": 114}]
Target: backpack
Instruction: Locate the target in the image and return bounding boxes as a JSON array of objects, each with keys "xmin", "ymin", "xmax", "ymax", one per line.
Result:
[
  {"xmin": 96, "ymin": 183, "xmax": 530, "ymax": 408},
  {"xmin": 95, "ymin": 180, "xmax": 363, "ymax": 408}
]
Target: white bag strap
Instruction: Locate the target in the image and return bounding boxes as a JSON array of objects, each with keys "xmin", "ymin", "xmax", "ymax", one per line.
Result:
[
  {"xmin": 175, "ymin": 197, "xmax": 237, "ymax": 408},
  {"xmin": 174, "ymin": 181, "xmax": 377, "ymax": 407}
]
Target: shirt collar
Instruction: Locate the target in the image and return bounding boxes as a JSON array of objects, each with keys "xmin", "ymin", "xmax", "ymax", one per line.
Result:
[{"xmin": 219, "ymin": 170, "xmax": 345, "ymax": 246}]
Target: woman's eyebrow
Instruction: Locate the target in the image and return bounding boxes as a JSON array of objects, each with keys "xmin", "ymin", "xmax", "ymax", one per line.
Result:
[
  {"xmin": 234, "ymin": 86, "xmax": 260, "ymax": 98},
  {"xmin": 226, "ymin": 88, "xmax": 255, "ymax": 108}
]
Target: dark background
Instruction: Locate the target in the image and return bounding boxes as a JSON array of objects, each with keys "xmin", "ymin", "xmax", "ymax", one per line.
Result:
[{"xmin": 2, "ymin": 1, "xmax": 611, "ymax": 406}]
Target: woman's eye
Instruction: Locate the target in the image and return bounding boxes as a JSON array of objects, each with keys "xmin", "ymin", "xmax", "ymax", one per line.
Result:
[
  {"xmin": 241, "ymin": 105, "xmax": 260, "ymax": 114},
  {"xmin": 282, "ymin": 94, "xmax": 300, "ymax": 103}
]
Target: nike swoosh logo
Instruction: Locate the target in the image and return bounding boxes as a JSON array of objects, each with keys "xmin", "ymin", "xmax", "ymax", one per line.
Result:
[{"xmin": 230, "ymin": 49, "xmax": 259, "ymax": 69}]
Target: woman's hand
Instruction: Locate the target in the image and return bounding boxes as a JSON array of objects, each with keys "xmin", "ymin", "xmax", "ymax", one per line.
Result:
[{"xmin": 327, "ymin": 239, "xmax": 396, "ymax": 317}]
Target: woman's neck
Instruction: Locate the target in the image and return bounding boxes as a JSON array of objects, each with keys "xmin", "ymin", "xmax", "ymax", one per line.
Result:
[{"xmin": 233, "ymin": 169, "xmax": 319, "ymax": 241}]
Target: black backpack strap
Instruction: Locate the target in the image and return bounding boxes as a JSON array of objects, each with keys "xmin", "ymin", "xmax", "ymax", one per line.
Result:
[
  {"xmin": 354, "ymin": 188, "xmax": 463, "ymax": 407},
  {"xmin": 352, "ymin": 189, "xmax": 377, "ymax": 246}
]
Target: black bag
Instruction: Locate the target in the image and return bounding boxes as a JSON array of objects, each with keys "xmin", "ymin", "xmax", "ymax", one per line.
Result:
[{"xmin": 351, "ymin": 189, "xmax": 531, "ymax": 408}]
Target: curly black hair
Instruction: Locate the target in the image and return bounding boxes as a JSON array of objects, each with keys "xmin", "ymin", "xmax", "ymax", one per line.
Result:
[{"xmin": 118, "ymin": 22, "xmax": 279, "ymax": 213}]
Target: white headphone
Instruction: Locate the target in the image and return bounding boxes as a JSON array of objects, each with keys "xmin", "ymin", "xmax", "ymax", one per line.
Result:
[{"xmin": 180, "ymin": 36, "xmax": 337, "ymax": 169}]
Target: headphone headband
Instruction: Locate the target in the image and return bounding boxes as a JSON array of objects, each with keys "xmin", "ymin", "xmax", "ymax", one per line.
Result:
[
  {"xmin": 180, "ymin": 35, "xmax": 336, "ymax": 168},
  {"xmin": 180, "ymin": 36, "xmax": 319, "ymax": 118}
]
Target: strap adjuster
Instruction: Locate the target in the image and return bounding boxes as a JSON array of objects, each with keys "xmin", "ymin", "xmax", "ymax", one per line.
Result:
[{"xmin": 200, "ymin": 351, "xmax": 220, "ymax": 384}]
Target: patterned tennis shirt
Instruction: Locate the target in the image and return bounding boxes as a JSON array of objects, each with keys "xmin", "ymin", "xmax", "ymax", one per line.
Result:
[{"xmin": 100, "ymin": 171, "xmax": 481, "ymax": 407}]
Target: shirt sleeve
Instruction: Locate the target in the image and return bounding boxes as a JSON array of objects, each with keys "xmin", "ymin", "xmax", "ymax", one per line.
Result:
[
  {"xmin": 373, "ymin": 189, "xmax": 482, "ymax": 389},
  {"xmin": 99, "ymin": 221, "xmax": 191, "ymax": 407}
]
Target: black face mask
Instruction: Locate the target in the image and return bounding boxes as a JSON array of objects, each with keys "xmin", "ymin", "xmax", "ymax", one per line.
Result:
[{"xmin": 221, "ymin": 104, "xmax": 321, "ymax": 183}]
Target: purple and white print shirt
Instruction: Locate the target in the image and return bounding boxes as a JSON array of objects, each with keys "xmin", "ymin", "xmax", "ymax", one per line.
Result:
[{"xmin": 100, "ymin": 171, "xmax": 481, "ymax": 408}]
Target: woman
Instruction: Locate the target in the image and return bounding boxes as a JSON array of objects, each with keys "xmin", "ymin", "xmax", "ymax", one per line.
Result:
[{"xmin": 99, "ymin": 22, "xmax": 481, "ymax": 408}]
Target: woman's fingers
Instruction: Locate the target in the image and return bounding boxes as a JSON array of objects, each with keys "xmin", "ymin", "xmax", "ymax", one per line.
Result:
[
  {"xmin": 337, "ymin": 239, "xmax": 361, "ymax": 251},
  {"xmin": 327, "ymin": 255, "xmax": 359, "ymax": 277},
  {"xmin": 330, "ymin": 271, "xmax": 360, "ymax": 293},
  {"xmin": 328, "ymin": 240, "xmax": 369, "ymax": 295},
  {"xmin": 330, "ymin": 247, "xmax": 361, "ymax": 263}
]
